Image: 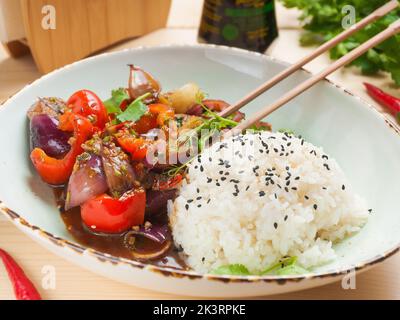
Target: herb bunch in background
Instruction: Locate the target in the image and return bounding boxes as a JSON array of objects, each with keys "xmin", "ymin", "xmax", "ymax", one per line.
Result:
[{"xmin": 280, "ymin": 0, "xmax": 400, "ymax": 85}]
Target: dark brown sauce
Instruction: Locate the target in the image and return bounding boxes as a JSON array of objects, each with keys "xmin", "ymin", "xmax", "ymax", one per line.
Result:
[{"xmin": 54, "ymin": 189, "xmax": 187, "ymax": 270}]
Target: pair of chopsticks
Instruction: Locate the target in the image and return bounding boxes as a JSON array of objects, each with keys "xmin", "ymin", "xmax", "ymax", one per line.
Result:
[{"xmin": 222, "ymin": 0, "xmax": 400, "ymax": 135}]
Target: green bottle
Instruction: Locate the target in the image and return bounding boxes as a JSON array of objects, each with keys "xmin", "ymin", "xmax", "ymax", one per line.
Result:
[{"xmin": 198, "ymin": 0, "xmax": 278, "ymax": 53}]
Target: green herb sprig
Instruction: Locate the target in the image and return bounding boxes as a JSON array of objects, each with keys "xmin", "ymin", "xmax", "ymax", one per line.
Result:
[
  {"xmin": 281, "ymin": 0, "xmax": 400, "ymax": 85},
  {"xmin": 103, "ymin": 88, "xmax": 150, "ymax": 123},
  {"xmin": 210, "ymin": 256, "xmax": 309, "ymax": 276}
]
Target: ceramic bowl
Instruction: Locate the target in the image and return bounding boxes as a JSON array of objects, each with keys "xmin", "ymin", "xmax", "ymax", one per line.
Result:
[{"xmin": 0, "ymin": 44, "xmax": 399, "ymax": 297}]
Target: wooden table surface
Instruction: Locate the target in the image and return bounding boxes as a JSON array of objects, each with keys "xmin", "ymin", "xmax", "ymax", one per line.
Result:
[{"xmin": 1, "ymin": 1, "xmax": 399, "ymax": 300}]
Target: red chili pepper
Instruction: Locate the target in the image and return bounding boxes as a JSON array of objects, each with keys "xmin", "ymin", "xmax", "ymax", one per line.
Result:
[
  {"xmin": 59, "ymin": 90, "xmax": 108, "ymax": 131},
  {"xmin": 364, "ymin": 83, "xmax": 400, "ymax": 116},
  {"xmin": 30, "ymin": 115, "xmax": 95, "ymax": 185},
  {"xmin": 81, "ymin": 188, "xmax": 146, "ymax": 233},
  {"xmin": 0, "ymin": 248, "xmax": 41, "ymax": 300}
]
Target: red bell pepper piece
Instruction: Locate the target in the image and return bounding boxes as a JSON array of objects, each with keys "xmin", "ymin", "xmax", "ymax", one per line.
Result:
[
  {"xmin": 364, "ymin": 83, "xmax": 400, "ymax": 117},
  {"xmin": 154, "ymin": 174, "xmax": 183, "ymax": 191},
  {"xmin": 59, "ymin": 90, "xmax": 108, "ymax": 131},
  {"xmin": 116, "ymin": 129, "xmax": 151, "ymax": 161},
  {"xmin": 30, "ymin": 115, "xmax": 95, "ymax": 185},
  {"xmin": 81, "ymin": 188, "xmax": 146, "ymax": 233},
  {"xmin": 131, "ymin": 103, "xmax": 174, "ymax": 134},
  {"xmin": 148, "ymin": 103, "xmax": 174, "ymax": 126},
  {"xmin": 0, "ymin": 248, "xmax": 42, "ymax": 300}
]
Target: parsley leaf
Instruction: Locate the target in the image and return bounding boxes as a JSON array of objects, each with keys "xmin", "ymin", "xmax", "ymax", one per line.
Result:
[
  {"xmin": 211, "ymin": 264, "xmax": 251, "ymax": 276},
  {"xmin": 281, "ymin": 0, "xmax": 400, "ymax": 85},
  {"xmin": 276, "ymin": 264, "xmax": 309, "ymax": 276},
  {"xmin": 104, "ymin": 88, "xmax": 130, "ymax": 114},
  {"xmin": 116, "ymin": 93, "xmax": 150, "ymax": 123},
  {"xmin": 210, "ymin": 257, "xmax": 309, "ymax": 276}
]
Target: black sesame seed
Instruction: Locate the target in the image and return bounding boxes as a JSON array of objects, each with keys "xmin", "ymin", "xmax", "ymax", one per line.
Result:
[
  {"xmin": 313, "ymin": 204, "xmax": 318, "ymax": 210},
  {"xmin": 342, "ymin": 185, "xmax": 345, "ymax": 190},
  {"xmin": 221, "ymin": 177, "xmax": 226, "ymax": 181},
  {"xmin": 284, "ymin": 215, "xmax": 288, "ymax": 221},
  {"xmin": 305, "ymin": 195, "xmax": 309, "ymax": 200},
  {"xmin": 187, "ymin": 199, "xmax": 193, "ymax": 203},
  {"xmin": 185, "ymin": 204, "xmax": 189, "ymax": 210},
  {"xmin": 259, "ymin": 191, "xmax": 266, "ymax": 197},
  {"xmin": 273, "ymin": 222, "xmax": 278, "ymax": 229}
]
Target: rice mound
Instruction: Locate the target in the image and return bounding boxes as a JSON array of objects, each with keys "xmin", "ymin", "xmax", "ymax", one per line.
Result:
[{"xmin": 169, "ymin": 132, "xmax": 368, "ymax": 274}]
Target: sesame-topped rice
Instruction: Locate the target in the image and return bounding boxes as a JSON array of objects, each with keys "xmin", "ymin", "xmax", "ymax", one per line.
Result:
[{"xmin": 169, "ymin": 132, "xmax": 369, "ymax": 274}]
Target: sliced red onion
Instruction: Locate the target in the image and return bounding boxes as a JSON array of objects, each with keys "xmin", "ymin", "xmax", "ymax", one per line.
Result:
[
  {"xmin": 128, "ymin": 224, "xmax": 169, "ymax": 243},
  {"xmin": 128, "ymin": 65, "xmax": 160, "ymax": 103},
  {"xmin": 27, "ymin": 97, "xmax": 66, "ymax": 120},
  {"xmin": 187, "ymin": 99, "xmax": 244, "ymax": 122},
  {"xmin": 186, "ymin": 104, "xmax": 203, "ymax": 116},
  {"xmin": 30, "ymin": 114, "xmax": 71, "ymax": 158},
  {"xmin": 146, "ymin": 189, "xmax": 177, "ymax": 216},
  {"xmin": 101, "ymin": 142, "xmax": 136, "ymax": 198},
  {"xmin": 124, "ymin": 224, "xmax": 171, "ymax": 260},
  {"xmin": 232, "ymin": 111, "xmax": 245, "ymax": 122},
  {"xmin": 65, "ymin": 153, "xmax": 108, "ymax": 210}
]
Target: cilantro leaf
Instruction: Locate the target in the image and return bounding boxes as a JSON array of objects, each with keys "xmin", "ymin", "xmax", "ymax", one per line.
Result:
[
  {"xmin": 209, "ymin": 257, "xmax": 309, "ymax": 276},
  {"xmin": 116, "ymin": 93, "xmax": 150, "ymax": 123},
  {"xmin": 210, "ymin": 264, "xmax": 251, "ymax": 276},
  {"xmin": 277, "ymin": 128, "xmax": 295, "ymax": 135},
  {"xmin": 276, "ymin": 264, "xmax": 309, "ymax": 276},
  {"xmin": 104, "ymin": 88, "xmax": 130, "ymax": 114},
  {"xmin": 280, "ymin": 0, "xmax": 400, "ymax": 86}
]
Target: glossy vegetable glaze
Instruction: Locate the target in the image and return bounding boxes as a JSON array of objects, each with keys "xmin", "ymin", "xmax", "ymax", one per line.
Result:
[
  {"xmin": 27, "ymin": 65, "xmax": 266, "ymax": 270},
  {"xmin": 55, "ymin": 189, "xmax": 187, "ymax": 269}
]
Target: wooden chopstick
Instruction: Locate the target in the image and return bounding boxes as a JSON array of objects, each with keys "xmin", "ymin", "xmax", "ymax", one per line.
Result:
[
  {"xmin": 219, "ymin": 0, "xmax": 399, "ymax": 118},
  {"xmin": 227, "ymin": 18, "xmax": 400, "ymax": 135}
]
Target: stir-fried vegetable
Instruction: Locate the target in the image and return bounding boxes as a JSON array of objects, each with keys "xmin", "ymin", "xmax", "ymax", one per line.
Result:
[
  {"xmin": 30, "ymin": 115, "xmax": 95, "ymax": 185},
  {"xmin": 27, "ymin": 65, "xmax": 272, "ymax": 270},
  {"xmin": 81, "ymin": 188, "xmax": 146, "ymax": 233},
  {"xmin": 30, "ymin": 114, "xmax": 71, "ymax": 158},
  {"xmin": 59, "ymin": 90, "xmax": 108, "ymax": 130},
  {"xmin": 128, "ymin": 65, "xmax": 161, "ymax": 103},
  {"xmin": 65, "ymin": 153, "xmax": 108, "ymax": 210}
]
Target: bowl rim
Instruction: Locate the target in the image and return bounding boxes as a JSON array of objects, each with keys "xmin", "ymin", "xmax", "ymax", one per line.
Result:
[{"xmin": 0, "ymin": 43, "xmax": 399, "ymax": 284}]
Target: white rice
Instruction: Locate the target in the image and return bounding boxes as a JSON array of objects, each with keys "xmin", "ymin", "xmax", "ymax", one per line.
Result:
[{"xmin": 169, "ymin": 132, "xmax": 368, "ymax": 274}]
